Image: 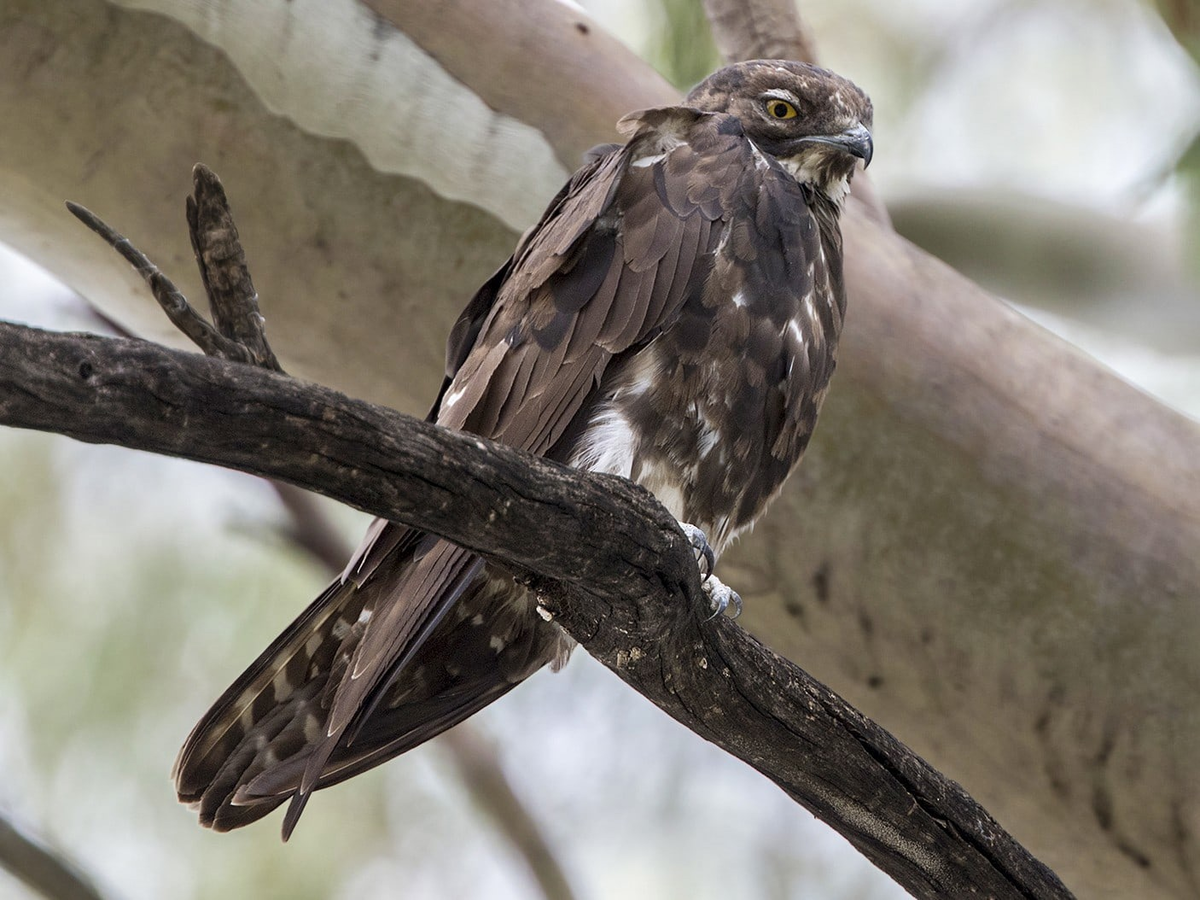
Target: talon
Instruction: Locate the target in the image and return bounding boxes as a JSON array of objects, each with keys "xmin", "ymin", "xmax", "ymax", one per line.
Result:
[
  {"xmin": 679, "ymin": 523, "xmax": 741, "ymax": 619},
  {"xmin": 701, "ymin": 576, "xmax": 742, "ymax": 620},
  {"xmin": 680, "ymin": 523, "xmax": 715, "ymax": 579}
]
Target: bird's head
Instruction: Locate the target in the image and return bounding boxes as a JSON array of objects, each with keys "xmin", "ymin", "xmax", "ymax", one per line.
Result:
[{"xmin": 686, "ymin": 60, "xmax": 873, "ymax": 203}]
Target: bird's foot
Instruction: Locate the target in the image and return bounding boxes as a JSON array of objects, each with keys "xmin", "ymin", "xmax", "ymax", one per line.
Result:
[
  {"xmin": 702, "ymin": 575, "xmax": 742, "ymax": 619},
  {"xmin": 680, "ymin": 523, "xmax": 715, "ymax": 577},
  {"xmin": 679, "ymin": 523, "xmax": 741, "ymax": 619}
]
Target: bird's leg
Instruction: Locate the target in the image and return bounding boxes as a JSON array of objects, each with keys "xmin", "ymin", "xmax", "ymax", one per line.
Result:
[
  {"xmin": 679, "ymin": 523, "xmax": 742, "ymax": 619},
  {"xmin": 680, "ymin": 522, "xmax": 715, "ymax": 577}
]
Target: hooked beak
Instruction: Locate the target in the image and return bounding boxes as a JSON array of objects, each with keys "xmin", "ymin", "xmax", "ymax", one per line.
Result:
[{"xmin": 798, "ymin": 122, "xmax": 874, "ymax": 168}]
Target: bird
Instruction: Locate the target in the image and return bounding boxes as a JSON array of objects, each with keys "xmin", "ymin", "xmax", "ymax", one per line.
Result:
[{"xmin": 173, "ymin": 59, "xmax": 873, "ymax": 838}]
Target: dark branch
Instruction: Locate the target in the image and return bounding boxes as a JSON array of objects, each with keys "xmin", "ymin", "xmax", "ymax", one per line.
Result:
[
  {"xmin": 65, "ymin": 200, "xmax": 249, "ymax": 364},
  {"xmin": 0, "ymin": 813, "xmax": 108, "ymax": 900},
  {"xmin": 64, "ymin": 165, "xmax": 280, "ymax": 370},
  {"xmin": 0, "ymin": 319, "xmax": 1072, "ymax": 900}
]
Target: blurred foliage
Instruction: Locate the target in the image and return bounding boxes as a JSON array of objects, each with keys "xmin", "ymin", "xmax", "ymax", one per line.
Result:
[
  {"xmin": 1178, "ymin": 130, "xmax": 1200, "ymax": 280},
  {"xmin": 644, "ymin": 0, "xmax": 723, "ymax": 89},
  {"xmin": 1150, "ymin": 0, "xmax": 1200, "ymax": 280},
  {"xmin": 1153, "ymin": 0, "xmax": 1200, "ymax": 60}
]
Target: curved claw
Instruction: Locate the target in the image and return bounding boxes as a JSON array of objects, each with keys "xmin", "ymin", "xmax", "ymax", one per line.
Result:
[
  {"xmin": 680, "ymin": 522, "xmax": 716, "ymax": 579},
  {"xmin": 702, "ymin": 576, "xmax": 742, "ymax": 620},
  {"xmin": 678, "ymin": 523, "xmax": 742, "ymax": 619}
]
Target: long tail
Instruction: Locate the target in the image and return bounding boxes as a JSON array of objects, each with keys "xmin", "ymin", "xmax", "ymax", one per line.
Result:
[{"xmin": 173, "ymin": 525, "xmax": 565, "ymax": 836}]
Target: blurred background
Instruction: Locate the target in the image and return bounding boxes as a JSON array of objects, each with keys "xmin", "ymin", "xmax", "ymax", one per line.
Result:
[{"xmin": 1, "ymin": 1, "xmax": 1197, "ymax": 898}]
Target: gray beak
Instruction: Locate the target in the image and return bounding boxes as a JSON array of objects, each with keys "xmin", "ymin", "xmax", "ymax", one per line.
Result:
[
  {"xmin": 838, "ymin": 122, "xmax": 873, "ymax": 168},
  {"xmin": 798, "ymin": 122, "xmax": 874, "ymax": 168}
]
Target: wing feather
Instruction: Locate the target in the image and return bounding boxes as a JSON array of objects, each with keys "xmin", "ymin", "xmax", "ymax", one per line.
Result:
[
  {"xmin": 565, "ymin": 255, "xmax": 626, "ymax": 358},
  {"xmin": 621, "ymin": 213, "xmax": 710, "ymax": 353}
]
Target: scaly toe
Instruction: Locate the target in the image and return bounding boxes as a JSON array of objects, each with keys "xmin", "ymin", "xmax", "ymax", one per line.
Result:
[
  {"xmin": 680, "ymin": 522, "xmax": 715, "ymax": 579},
  {"xmin": 702, "ymin": 576, "xmax": 742, "ymax": 620}
]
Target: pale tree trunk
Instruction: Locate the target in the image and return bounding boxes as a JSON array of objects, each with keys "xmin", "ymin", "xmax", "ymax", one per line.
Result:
[{"xmin": 0, "ymin": 2, "xmax": 1196, "ymax": 899}]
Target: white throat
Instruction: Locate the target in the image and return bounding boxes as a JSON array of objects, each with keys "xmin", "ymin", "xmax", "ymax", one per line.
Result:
[{"xmin": 777, "ymin": 154, "xmax": 851, "ymax": 205}]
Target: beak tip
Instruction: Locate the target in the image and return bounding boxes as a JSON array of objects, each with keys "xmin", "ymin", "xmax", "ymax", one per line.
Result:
[{"xmin": 846, "ymin": 124, "xmax": 873, "ymax": 168}]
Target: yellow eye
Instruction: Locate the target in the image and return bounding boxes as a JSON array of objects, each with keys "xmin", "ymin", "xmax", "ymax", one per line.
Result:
[{"xmin": 765, "ymin": 99, "xmax": 798, "ymax": 120}]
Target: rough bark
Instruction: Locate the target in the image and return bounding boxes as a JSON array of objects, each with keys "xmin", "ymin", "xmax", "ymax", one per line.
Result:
[
  {"xmin": 0, "ymin": 319, "xmax": 1071, "ymax": 899},
  {"xmin": 0, "ymin": 2, "xmax": 1197, "ymax": 898}
]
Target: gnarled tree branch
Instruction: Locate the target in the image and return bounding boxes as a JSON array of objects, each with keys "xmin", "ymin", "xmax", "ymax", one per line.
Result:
[{"xmin": 0, "ymin": 315, "xmax": 1069, "ymax": 899}]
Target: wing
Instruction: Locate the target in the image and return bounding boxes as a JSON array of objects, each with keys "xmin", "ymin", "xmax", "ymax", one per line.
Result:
[
  {"xmin": 434, "ymin": 106, "xmax": 754, "ymax": 456},
  {"xmin": 175, "ymin": 105, "xmax": 758, "ymax": 835}
]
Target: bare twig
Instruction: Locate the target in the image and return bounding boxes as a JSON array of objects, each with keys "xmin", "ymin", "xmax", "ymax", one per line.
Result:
[
  {"xmin": 65, "ymin": 165, "xmax": 280, "ymax": 370},
  {"xmin": 0, "ymin": 813, "xmax": 108, "ymax": 900},
  {"xmin": 185, "ymin": 165, "xmax": 281, "ymax": 371},
  {"xmin": 64, "ymin": 201, "xmax": 250, "ymax": 364}
]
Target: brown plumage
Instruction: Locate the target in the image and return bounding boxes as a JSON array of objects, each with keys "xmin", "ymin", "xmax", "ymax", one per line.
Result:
[{"xmin": 173, "ymin": 59, "xmax": 873, "ymax": 837}]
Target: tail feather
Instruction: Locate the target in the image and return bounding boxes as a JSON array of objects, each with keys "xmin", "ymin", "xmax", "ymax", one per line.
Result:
[
  {"xmin": 175, "ymin": 524, "xmax": 571, "ymax": 838},
  {"xmin": 285, "ymin": 540, "xmax": 484, "ymax": 836},
  {"xmin": 199, "ymin": 681, "xmax": 325, "ymax": 824},
  {"xmin": 174, "ymin": 579, "xmax": 364, "ymax": 800}
]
